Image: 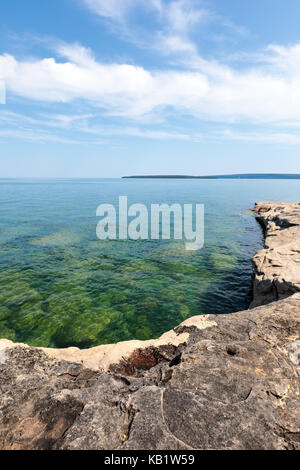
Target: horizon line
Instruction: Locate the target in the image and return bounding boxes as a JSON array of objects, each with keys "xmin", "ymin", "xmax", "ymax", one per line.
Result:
[
  {"xmin": 123, "ymin": 173, "xmax": 300, "ymax": 179},
  {"xmin": 1, "ymin": 173, "xmax": 300, "ymax": 180}
]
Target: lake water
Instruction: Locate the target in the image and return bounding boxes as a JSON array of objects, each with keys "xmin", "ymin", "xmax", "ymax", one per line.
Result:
[{"xmin": 0, "ymin": 178, "xmax": 299, "ymax": 348}]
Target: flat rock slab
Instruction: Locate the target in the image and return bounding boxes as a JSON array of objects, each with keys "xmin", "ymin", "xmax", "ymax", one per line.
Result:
[{"xmin": 0, "ymin": 294, "xmax": 299, "ymax": 450}]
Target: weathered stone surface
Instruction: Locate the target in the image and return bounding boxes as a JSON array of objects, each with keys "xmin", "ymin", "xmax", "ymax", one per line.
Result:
[
  {"xmin": 251, "ymin": 202, "xmax": 300, "ymax": 308},
  {"xmin": 0, "ymin": 202, "xmax": 299, "ymax": 450}
]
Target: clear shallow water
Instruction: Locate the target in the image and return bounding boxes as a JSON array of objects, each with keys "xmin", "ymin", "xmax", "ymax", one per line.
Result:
[{"xmin": 0, "ymin": 178, "xmax": 299, "ymax": 348}]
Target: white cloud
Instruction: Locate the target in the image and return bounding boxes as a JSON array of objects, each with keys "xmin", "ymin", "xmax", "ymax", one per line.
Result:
[
  {"xmin": 82, "ymin": 0, "xmax": 162, "ymax": 21},
  {"xmin": 82, "ymin": 0, "xmax": 135, "ymax": 21},
  {"xmin": 82, "ymin": 0, "xmax": 208, "ymax": 31},
  {"xmin": 0, "ymin": 108, "xmax": 190, "ymax": 143},
  {"xmin": 156, "ymin": 33, "xmax": 197, "ymax": 55},
  {"xmin": 3, "ymin": 107, "xmax": 300, "ymax": 145},
  {"xmin": 80, "ymin": 123, "xmax": 189, "ymax": 140},
  {"xmin": 2, "ymin": 42, "xmax": 300, "ymax": 128},
  {"xmin": 164, "ymin": 0, "xmax": 210, "ymax": 33},
  {"xmin": 222, "ymin": 129, "xmax": 300, "ymax": 145},
  {"xmin": 0, "ymin": 45, "xmax": 210, "ymax": 117},
  {"xmin": 0, "ymin": 127, "xmax": 104, "ymax": 145},
  {"xmin": 0, "ymin": 48, "xmax": 154, "ymax": 107},
  {"xmin": 81, "ymin": 0, "xmax": 209, "ymax": 58},
  {"xmin": 80, "ymin": 0, "xmax": 245, "ymax": 59}
]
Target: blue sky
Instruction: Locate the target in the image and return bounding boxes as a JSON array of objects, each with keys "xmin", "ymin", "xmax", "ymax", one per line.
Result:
[{"xmin": 1, "ymin": 0, "xmax": 300, "ymax": 177}]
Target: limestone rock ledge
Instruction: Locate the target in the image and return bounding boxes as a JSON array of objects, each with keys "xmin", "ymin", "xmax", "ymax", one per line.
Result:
[
  {"xmin": 251, "ymin": 202, "xmax": 300, "ymax": 307},
  {"xmin": 0, "ymin": 202, "xmax": 299, "ymax": 450}
]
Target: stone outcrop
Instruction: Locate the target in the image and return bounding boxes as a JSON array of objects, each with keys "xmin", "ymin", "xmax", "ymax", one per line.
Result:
[
  {"xmin": 251, "ymin": 202, "xmax": 300, "ymax": 307},
  {"xmin": 0, "ymin": 202, "xmax": 299, "ymax": 450}
]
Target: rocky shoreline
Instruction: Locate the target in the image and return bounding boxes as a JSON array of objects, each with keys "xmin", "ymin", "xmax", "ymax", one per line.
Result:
[
  {"xmin": 0, "ymin": 202, "xmax": 299, "ymax": 450},
  {"xmin": 251, "ymin": 202, "xmax": 300, "ymax": 307}
]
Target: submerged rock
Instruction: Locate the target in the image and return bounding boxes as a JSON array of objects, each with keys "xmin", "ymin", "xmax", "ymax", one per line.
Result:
[{"xmin": 0, "ymin": 202, "xmax": 299, "ymax": 450}]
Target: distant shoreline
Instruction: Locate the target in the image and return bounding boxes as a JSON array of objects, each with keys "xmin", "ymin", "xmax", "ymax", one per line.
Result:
[{"xmin": 123, "ymin": 173, "xmax": 300, "ymax": 179}]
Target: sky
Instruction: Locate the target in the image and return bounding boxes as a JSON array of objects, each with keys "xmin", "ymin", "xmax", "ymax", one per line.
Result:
[{"xmin": 1, "ymin": 0, "xmax": 300, "ymax": 177}]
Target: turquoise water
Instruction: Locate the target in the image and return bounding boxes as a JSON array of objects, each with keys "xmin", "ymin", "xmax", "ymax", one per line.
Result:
[{"xmin": 0, "ymin": 178, "xmax": 299, "ymax": 348}]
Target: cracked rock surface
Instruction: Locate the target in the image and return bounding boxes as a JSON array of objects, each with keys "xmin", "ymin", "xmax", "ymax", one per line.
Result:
[{"xmin": 0, "ymin": 202, "xmax": 299, "ymax": 450}]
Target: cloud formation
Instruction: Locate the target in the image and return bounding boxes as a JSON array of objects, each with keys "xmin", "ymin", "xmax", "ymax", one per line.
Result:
[
  {"xmin": 81, "ymin": 0, "xmax": 244, "ymax": 57},
  {"xmin": 82, "ymin": 0, "xmax": 162, "ymax": 22},
  {"xmin": 1, "ymin": 42, "xmax": 300, "ymax": 128},
  {"xmin": 0, "ymin": 1, "xmax": 299, "ymax": 146},
  {"xmin": 82, "ymin": 0, "xmax": 214, "ymax": 59}
]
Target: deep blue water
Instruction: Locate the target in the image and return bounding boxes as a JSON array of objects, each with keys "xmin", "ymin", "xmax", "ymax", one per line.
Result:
[{"xmin": 0, "ymin": 178, "xmax": 299, "ymax": 348}]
